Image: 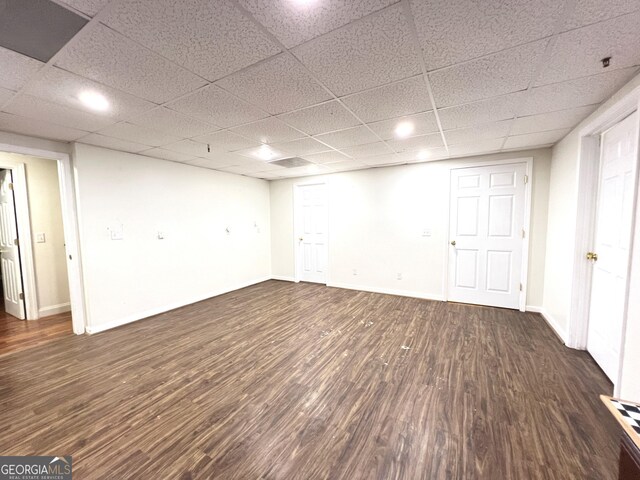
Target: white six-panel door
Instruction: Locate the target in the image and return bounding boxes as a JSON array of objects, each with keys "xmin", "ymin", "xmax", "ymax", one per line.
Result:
[
  {"xmin": 295, "ymin": 183, "xmax": 328, "ymax": 284},
  {"xmin": 587, "ymin": 111, "xmax": 639, "ymax": 382},
  {"xmin": 448, "ymin": 163, "xmax": 528, "ymax": 309},
  {"xmin": 0, "ymin": 170, "xmax": 25, "ymax": 319}
]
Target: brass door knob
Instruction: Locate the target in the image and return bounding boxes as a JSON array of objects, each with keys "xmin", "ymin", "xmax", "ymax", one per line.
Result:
[
  {"xmin": 299, "ymin": 237, "xmax": 304, "ymax": 242},
  {"xmin": 450, "ymin": 240, "xmax": 456, "ymax": 246},
  {"xmin": 586, "ymin": 252, "xmax": 598, "ymax": 261}
]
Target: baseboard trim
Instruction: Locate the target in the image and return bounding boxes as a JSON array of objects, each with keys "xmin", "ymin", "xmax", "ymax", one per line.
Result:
[
  {"xmin": 528, "ymin": 306, "xmax": 568, "ymax": 344},
  {"xmin": 85, "ymin": 276, "xmax": 271, "ymax": 334},
  {"xmin": 327, "ymin": 281, "xmax": 444, "ymax": 302},
  {"xmin": 271, "ymin": 275, "xmax": 296, "ymax": 282},
  {"xmin": 39, "ymin": 302, "xmax": 71, "ymax": 317}
]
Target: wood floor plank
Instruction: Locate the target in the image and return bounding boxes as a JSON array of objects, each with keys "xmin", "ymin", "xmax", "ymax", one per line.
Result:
[{"xmin": 0, "ymin": 281, "xmax": 620, "ymax": 479}]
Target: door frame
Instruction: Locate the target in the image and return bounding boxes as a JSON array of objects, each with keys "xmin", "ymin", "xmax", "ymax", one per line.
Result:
[
  {"xmin": 293, "ymin": 181, "xmax": 329, "ymax": 284},
  {"xmin": 567, "ymin": 85, "xmax": 640, "ymax": 394},
  {"xmin": 0, "ymin": 142, "xmax": 86, "ymax": 334},
  {"xmin": 443, "ymin": 157, "xmax": 534, "ymax": 312}
]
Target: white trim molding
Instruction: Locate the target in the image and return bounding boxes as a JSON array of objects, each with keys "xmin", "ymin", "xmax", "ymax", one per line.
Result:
[
  {"xmin": 271, "ymin": 275, "xmax": 296, "ymax": 282},
  {"xmin": 39, "ymin": 302, "xmax": 71, "ymax": 317},
  {"xmin": 327, "ymin": 281, "xmax": 444, "ymax": 302},
  {"xmin": 526, "ymin": 305, "xmax": 568, "ymax": 344}
]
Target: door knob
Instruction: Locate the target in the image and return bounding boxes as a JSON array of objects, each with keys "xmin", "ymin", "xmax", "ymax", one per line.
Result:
[
  {"xmin": 450, "ymin": 240, "xmax": 456, "ymax": 246},
  {"xmin": 298, "ymin": 237, "xmax": 304, "ymax": 242},
  {"xmin": 586, "ymin": 252, "xmax": 598, "ymax": 261}
]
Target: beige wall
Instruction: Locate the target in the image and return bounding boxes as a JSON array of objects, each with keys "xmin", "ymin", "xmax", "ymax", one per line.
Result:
[
  {"xmin": 0, "ymin": 152, "xmax": 70, "ymax": 316},
  {"xmin": 271, "ymin": 148, "xmax": 551, "ymax": 307}
]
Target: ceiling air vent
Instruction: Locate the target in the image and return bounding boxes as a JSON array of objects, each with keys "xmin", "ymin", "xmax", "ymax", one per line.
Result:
[{"xmin": 270, "ymin": 157, "xmax": 311, "ymax": 168}]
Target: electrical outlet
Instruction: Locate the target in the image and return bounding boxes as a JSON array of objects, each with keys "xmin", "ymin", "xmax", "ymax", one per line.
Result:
[
  {"xmin": 157, "ymin": 231, "xmax": 165, "ymax": 240},
  {"xmin": 109, "ymin": 225, "xmax": 123, "ymax": 240},
  {"xmin": 36, "ymin": 233, "xmax": 46, "ymax": 243},
  {"xmin": 352, "ymin": 269, "xmax": 358, "ymax": 276},
  {"xmin": 397, "ymin": 273, "xmax": 403, "ymax": 280},
  {"xmin": 422, "ymin": 228, "xmax": 432, "ymax": 237}
]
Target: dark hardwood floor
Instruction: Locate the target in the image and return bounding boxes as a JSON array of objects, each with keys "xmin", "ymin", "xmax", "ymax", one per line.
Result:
[
  {"xmin": 0, "ymin": 281, "xmax": 619, "ymax": 479},
  {"xmin": 0, "ymin": 309, "xmax": 72, "ymax": 357}
]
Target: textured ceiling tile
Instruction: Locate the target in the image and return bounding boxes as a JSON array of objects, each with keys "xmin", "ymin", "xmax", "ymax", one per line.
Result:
[
  {"xmin": 186, "ymin": 156, "xmax": 244, "ymax": 169},
  {"xmin": 448, "ymin": 138, "xmax": 504, "ymax": 157},
  {"xmin": 237, "ymin": 0, "xmax": 396, "ymax": 48},
  {"xmin": 234, "ymin": 144, "xmax": 288, "ymax": 161},
  {"xmin": 511, "ymin": 105, "xmax": 596, "ymax": 135},
  {"xmin": 78, "ymin": 133, "xmax": 150, "ymax": 153},
  {"xmin": 292, "ymin": 5, "xmax": 421, "ymax": 96},
  {"xmin": 0, "ymin": 87, "xmax": 15, "ymax": 106},
  {"xmin": 563, "ymin": 0, "xmax": 640, "ymax": 30},
  {"xmin": 59, "ymin": 0, "xmax": 111, "ymax": 16},
  {"xmin": 402, "ymin": 146, "xmax": 449, "ymax": 162},
  {"xmin": 386, "ymin": 132, "xmax": 444, "ymax": 153},
  {"xmin": 358, "ymin": 152, "xmax": 401, "ymax": 165},
  {"xmin": 102, "ymin": 0, "xmax": 280, "ymax": 81},
  {"xmin": 24, "ymin": 67, "xmax": 156, "ymax": 121},
  {"xmin": 221, "ymin": 160, "xmax": 284, "ymax": 174},
  {"xmin": 277, "ymin": 100, "xmax": 360, "ymax": 135},
  {"xmin": 4, "ymin": 94, "xmax": 116, "ymax": 131},
  {"xmin": 302, "ymin": 150, "xmax": 352, "ymax": 164},
  {"xmin": 216, "ymin": 54, "xmax": 331, "ymax": 114},
  {"xmin": 163, "ymin": 139, "xmax": 211, "ymax": 157},
  {"xmin": 192, "ymin": 130, "xmax": 261, "ymax": 152},
  {"xmin": 504, "ymin": 129, "xmax": 571, "ymax": 149},
  {"xmin": 167, "ymin": 84, "xmax": 268, "ymax": 128},
  {"xmin": 0, "ymin": 46, "xmax": 43, "ymax": 91},
  {"xmin": 341, "ymin": 75, "xmax": 431, "ymax": 123},
  {"xmin": 270, "ymin": 137, "xmax": 332, "ymax": 156},
  {"xmin": 129, "ymin": 107, "xmax": 218, "ymax": 138},
  {"xmin": 141, "ymin": 148, "xmax": 198, "ymax": 163},
  {"xmin": 230, "ymin": 117, "xmax": 305, "ymax": 144},
  {"xmin": 366, "ymin": 111, "xmax": 439, "ymax": 140},
  {"xmin": 98, "ymin": 122, "xmax": 182, "ymax": 147},
  {"xmin": 444, "ymin": 120, "xmax": 512, "ymax": 145},
  {"xmin": 437, "ymin": 92, "xmax": 524, "ymax": 130},
  {"xmin": 314, "ymin": 125, "xmax": 380, "ymax": 149},
  {"xmin": 536, "ymin": 11, "xmax": 640, "ymax": 86},
  {"xmin": 326, "ymin": 159, "xmax": 368, "ymax": 171},
  {"xmin": 340, "ymin": 141, "xmax": 394, "ymax": 158},
  {"xmin": 521, "ymin": 68, "xmax": 637, "ymax": 116},
  {"xmin": 55, "ymin": 24, "xmax": 206, "ymax": 103},
  {"xmin": 0, "ymin": 112, "xmax": 88, "ymax": 141},
  {"xmin": 272, "ymin": 164, "xmax": 331, "ymax": 177},
  {"xmin": 410, "ymin": 0, "xmax": 561, "ymax": 70},
  {"xmin": 429, "ymin": 40, "xmax": 547, "ymax": 108}
]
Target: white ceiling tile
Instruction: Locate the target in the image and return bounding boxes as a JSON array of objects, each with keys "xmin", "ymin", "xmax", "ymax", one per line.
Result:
[
  {"xmin": 326, "ymin": 160, "xmax": 368, "ymax": 172},
  {"xmin": 313, "ymin": 125, "xmax": 380, "ymax": 149},
  {"xmin": 192, "ymin": 130, "xmax": 261, "ymax": 152},
  {"xmin": 140, "ymin": 148, "xmax": 198, "ymax": 163},
  {"xmin": 563, "ymin": 0, "xmax": 640, "ymax": 31},
  {"xmin": 503, "ymin": 129, "xmax": 571, "ymax": 150},
  {"xmin": 237, "ymin": 0, "xmax": 396, "ymax": 48},
  {"xmin": 221, "ymin": 160, "xmax": 284, "ymax": 174},
  {"xmin": 438, "ymin": 92, "xmax": 524, "ymax": 130},
  {"xmin": 272, "ymin": 164, "xmax": 332, "ymax": 177},
  {"xmin": 403, "ymin": 147, "xmax": 449, "ymax": 162},
  {"xmin": 216, "ymin": 53, "xmax": 331, "ymax": 114},
  {"xmin": 537, "ymin": 11, "xmax": 640, "ymax": 86},
  {"xmin": 359, "ymin": 153, "xmax": 401, "ymax": 166},
  {"xmin": 163, "ymin": 139, "xmax": 211, "ymax": 157},
  {"xmin": 4, "ymin": 94, "xmax": 117, "ymax": 131},
  {"xmin": 448, "ymin": 138, "xmax": 505, "ymax": 157},
  {"xmin": 0, "ymin": 87, "xmax": 14, "ymax": 106},
  {"xmin": 302, "ymin": 151, "xmax": 352, "ymax": 164},
  {"xmin": 341, "ymin": 75, "xmax": 432, "ymax": 123},
  {"xmin": 234, "ymin": 144, "xmax": 288, "ymax": 161},
  {"xmin": 444, "ymin": 120, "xmax": 512, "ymax": 145},
  {"xmin": 386, "ymin": 132, "xmax": 444, "ymax": 153},
  {"xmin": 58, "ymin": 0, "xmax": 111, "ymax": 16},
  {"xmin": 429, "ymin": 40, "xmax": 547, "ymax": 108},
  {"xmin": 277, "ymin": 100, "xmax": 360, "ymax": 135},
  {"xmin": 340, "ymin": 141, "xmax": 394, "ymax": 158},
  {"xmin": 167, "ymin": 84, "xmax": 268, "ymax": 128},
  {"xmin": 229, "ymin": 117, "xmax": 305, "ymax": 144},
  {"xmin": 0, "ymin": 112, "xmax": 87, "ymax": 141},
  {"xmin": 253, "ymin": 171, "xmax": 285, "ymax": 180},
  {"xmin": 367, "ymin": 111, "xmax": 439, "ymax": 140},
  {"xmin": 129, "ymin": 108, "xmax": 218, "ymax": 138},
  {"xmin": 98, "ymin": 122, "xmax": 182, "ymax": 147},
  {"xmin": 511, "ymin": 105, "xmax": 596, "ymax": 135},
  {"xmin": 521, "ymin": 68, "xmax": 637, "ymax": 116},
  {"xmin": 410, "ymin": 0, "xmax": 561, "ymax": 71},
  {"xmin": 102, "ymin": 0, "xmax": 280, "ymax": 81},
  {"xmin": 78, "ymin": 133, "xmax": 150, "ymax": 153},
  {"xmin": 55, "ymin": 24, "xmax": 206, "ymax": 103},
  {"xmin": 270, "ymin": 137, "xmax": 331, "ymax": 156},
  {"xmin": 24, "ymin": 67, "xmax": 156, "ymax": 121},
  {"xmin": 0, "ymin": 46, "xmax": 43, "ymax": 91},
  {"xmin": 186, "ymin": 156, "xmax": 244, "ymax": 169},
  {"xmin": 292, "ymin": 5, "xmax": 422, "ymax": 96}
]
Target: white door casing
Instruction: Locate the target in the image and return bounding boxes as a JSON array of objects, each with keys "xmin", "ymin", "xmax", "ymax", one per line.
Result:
[
  {"xmin": 587, "ymin": 111, "xmax": 639, "ymax": 382},
  {"xmin": 295, "ymin": 183, "xmax": 328, "ymax": 284},
  {"xmin": 0, "ymin": 170, "xmax": 25, "ymax": 319},
  {"xmin": 448, "ymin": 162, "xmax": 528, "ymax": 310}
]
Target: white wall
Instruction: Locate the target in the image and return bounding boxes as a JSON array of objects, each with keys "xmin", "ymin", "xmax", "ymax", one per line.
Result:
[
  {"xmin": 271, "ymin": 149, "xmax": 551, "ymax": 307},
  {"xmin": 72, "ymin": 144, "xmax": 271, "ymax": 333},
  {"xmin": 0, "ymin": 152, "xmax": 70, "ymax": 316}
]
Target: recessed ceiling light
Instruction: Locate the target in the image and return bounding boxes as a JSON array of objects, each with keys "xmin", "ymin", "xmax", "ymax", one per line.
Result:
[
  {"xmin": 78, "ymin": 90, "xmax": 109, "ymax": 112},
  {"xmin": 416, "ymin": 149, "xmax": 430, "ymax": 160},
  {"xmin": 394, "ymin": 121, "xmax": 414, "ymax": 138},
  {"xmin": 257, "ymin": 145, "xmax": 277, "ymax": 161}
]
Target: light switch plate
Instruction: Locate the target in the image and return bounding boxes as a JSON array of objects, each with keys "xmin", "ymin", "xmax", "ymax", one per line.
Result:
[
  {"xmin": 36, "ymin": 233, "xmax": 46, "ymax": 243},
  {"xmin": 110, "ymin": 225, "xmax": 124, "ymax": 240}
]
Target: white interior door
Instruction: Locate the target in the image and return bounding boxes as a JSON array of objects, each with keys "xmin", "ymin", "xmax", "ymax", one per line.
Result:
[
  {"xmin": 448, "ymin": 163, "xmax": 528, "ymax": 309},
  {"xmin": 587, "ymin": 111, "xmax": 639, "ymax": 382},
  {"xmin": 0, "ymin": 170, "xmax": 25, "ymax": 319},
  {"xmin": 295, "ymin": 183, "xmax": 328, "ymax": 284}
]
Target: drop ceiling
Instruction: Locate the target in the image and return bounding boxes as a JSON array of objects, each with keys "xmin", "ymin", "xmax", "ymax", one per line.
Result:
[{"xmin": 0, "ymin": 0, "xmax": 638, "ymax": 180}]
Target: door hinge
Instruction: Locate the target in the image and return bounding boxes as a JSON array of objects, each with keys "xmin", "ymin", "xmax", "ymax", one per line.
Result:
[
  {"xmin": 524, "ymin": 175, "xmax": 529, "ymax": 184},
  {"xmin": 522, "ymin": 229, "xmax": 525, "ymax": 239},
  {"xmin": 13, "ymin": 238, "xmax": 19, "ymax": 247},
  {"xmin": 8, "ymin": 182, "xmax": 13, "ymax": 190},
  {"xmin": 519, "ymin": 283, "xmax": 523, "ymax": 292},
  {"xmin": 19, "ymin": 292, "xmax": 24, "ymax": 300}
]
